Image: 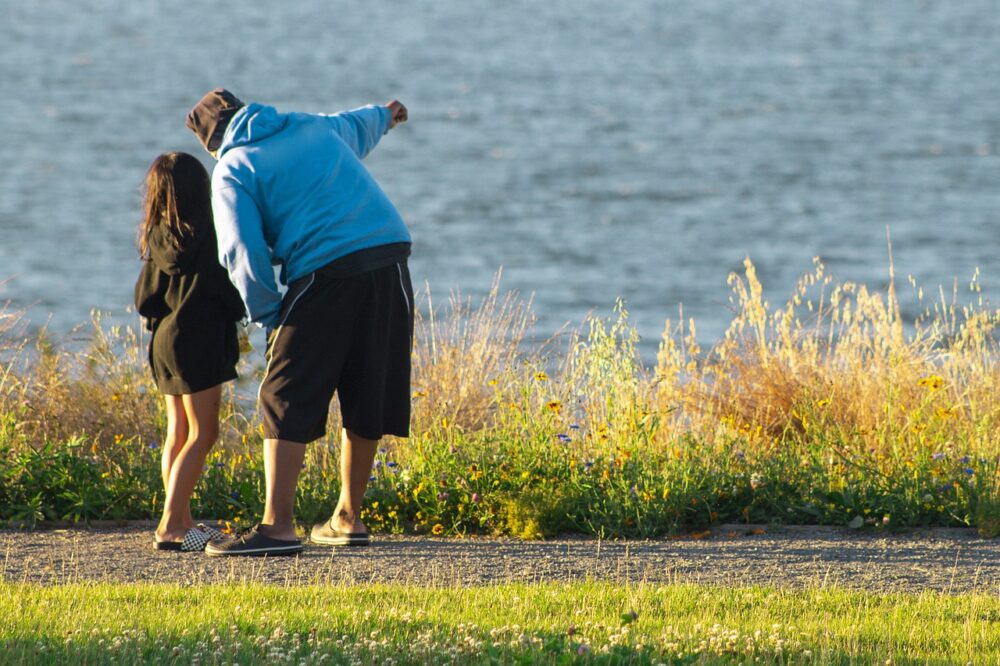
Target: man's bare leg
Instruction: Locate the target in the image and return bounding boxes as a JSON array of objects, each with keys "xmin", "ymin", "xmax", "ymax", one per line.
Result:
[
  {"xmin": 331, "ymin": 429, "xmax": 378, "ymax": 534},
  {"xmin": 259, "ymin": 438, "xmax": 307, "ymax": 541}
]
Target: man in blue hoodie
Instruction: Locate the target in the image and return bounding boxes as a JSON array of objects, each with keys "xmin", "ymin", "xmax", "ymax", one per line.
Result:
[{"xmin": 186, "ymin": 88, "xmax": 412, "ymax": 556}]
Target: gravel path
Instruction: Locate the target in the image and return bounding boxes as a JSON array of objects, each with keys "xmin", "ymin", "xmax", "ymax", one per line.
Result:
[{"xmin": 2, "ymin": 525, "xmax": 997, "ymax": 594}]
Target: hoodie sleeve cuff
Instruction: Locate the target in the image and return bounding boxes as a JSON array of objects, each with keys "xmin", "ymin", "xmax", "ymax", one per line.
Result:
[{"xmin": 380, "ymin": 105, "xmax": 392, "ymax": 135}]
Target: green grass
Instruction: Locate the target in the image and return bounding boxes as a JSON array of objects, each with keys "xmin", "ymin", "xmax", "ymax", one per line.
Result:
[{"xmin": 1, "ymin": 581, "xmax": 997, "ymax": 664}]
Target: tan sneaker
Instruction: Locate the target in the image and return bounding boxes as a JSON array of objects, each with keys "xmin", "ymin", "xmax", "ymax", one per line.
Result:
[{"xmin": 310, "ymin": 519, "xmax": 370, "ymax": 546}]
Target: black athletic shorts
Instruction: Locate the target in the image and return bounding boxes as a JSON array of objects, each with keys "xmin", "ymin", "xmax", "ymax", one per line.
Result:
[{"xmin": 258, "ymin": 258, "xmax": 414, "ymax": 443}]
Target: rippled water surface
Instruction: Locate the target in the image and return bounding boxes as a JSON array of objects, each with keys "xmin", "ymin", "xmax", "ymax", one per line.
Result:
[{"xmin": 2, "ymin": 1, "xmax": 998, "ymax": 355}]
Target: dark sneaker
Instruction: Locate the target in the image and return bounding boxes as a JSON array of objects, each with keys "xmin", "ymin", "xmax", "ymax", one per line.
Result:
[
  {"xmin": 310, "ymin": 519, "xmax": 370, "ymax": 546},
  {"xmin": 205, "ymin": 524, "xmax": 303, "ymax": 557}
]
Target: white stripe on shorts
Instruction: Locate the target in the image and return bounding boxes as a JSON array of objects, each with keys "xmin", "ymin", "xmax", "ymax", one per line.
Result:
[
  {"xmin": 257, "ymin": 272, "xmax": 316, "ymax": 404},
  {"xmin": 396, "ymin": 263, "xmax": 410, "ymax": 316}
]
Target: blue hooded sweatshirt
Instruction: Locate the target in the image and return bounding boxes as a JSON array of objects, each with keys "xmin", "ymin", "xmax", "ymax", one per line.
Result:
[{"xmin": 210, "ymin": 102, "xmax": 411, "ymax": 328}]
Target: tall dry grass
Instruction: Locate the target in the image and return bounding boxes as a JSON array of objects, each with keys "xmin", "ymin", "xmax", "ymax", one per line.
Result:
[
  {"xmin": 2, "ymin": 257, "xmax": 997, "ymax": 458},
  {"xmin": 0, "ymin": 308, "xmax": 250, "ymax": 452},
  {"xmin": 653, "ymin": 257, "xmax": 999, "ymax": 459},
  {"xmin": 410, "ymin": 272, "xmax": 535, "ymax": 433}
]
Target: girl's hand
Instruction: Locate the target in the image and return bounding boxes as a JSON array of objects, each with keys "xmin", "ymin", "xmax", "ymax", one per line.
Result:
[{"xmin": 386, "ymin": 100, "xmax": 408, "ymax": 129}]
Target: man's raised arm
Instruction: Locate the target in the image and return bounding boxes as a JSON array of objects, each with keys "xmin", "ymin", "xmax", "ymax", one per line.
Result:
[{"xmin": 321, "ymin": 100, "xmax": 408, "ymax": 159}]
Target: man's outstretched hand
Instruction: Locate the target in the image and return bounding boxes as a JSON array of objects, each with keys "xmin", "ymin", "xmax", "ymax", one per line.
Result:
[{"xmin": 386, "ymin": 100, "xmax": 408, "ymax": 129}]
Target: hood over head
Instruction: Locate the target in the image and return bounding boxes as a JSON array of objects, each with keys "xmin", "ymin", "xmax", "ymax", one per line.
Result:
[
  {"xmin": 216, "ymin": 103, "xmax": 287, "ymax": 157},
  {"xmin": 186, "ymin": 88, "xmax": 245, "ymax": 153}
]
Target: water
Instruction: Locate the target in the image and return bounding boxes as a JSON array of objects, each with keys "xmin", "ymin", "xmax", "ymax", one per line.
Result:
[{"xmin": 2, "ymin": 0, "xmax": 998, "ymax": 357}]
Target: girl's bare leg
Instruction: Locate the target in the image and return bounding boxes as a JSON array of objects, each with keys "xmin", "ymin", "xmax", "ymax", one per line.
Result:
[
  {"xmin": 160, "ymin": 395, "xmax": 188, "ymax": 498},
  {"xmin": 156, "ymin": 385, "xmax": 222, "ymax": 542}
]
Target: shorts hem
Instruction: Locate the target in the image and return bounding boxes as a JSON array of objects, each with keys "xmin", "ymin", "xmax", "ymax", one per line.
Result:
[
  {"xmin": 158, "ymin": 372, "xmax": 238, "ymax": 396},
  {"xmin": 343, "ymin": 424, "xmax": 410, "ymax": 441},
  {"xmin": 264, "ymin": 431, "xmax": 325, "ymax": 444}
]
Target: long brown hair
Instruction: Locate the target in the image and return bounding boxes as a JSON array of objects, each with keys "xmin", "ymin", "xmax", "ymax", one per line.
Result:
[{"xmin": 137, "ymin": 152, "xmax": 212, "ymax": 259}]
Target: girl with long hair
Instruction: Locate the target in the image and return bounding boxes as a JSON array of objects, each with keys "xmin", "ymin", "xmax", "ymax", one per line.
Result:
[{"xmin": 134, "ymin": 152, "xmax": 245, "ymax": 551}]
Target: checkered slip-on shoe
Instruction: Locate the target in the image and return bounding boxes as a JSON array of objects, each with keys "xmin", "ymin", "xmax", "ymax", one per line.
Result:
[
  {"xmin": 204, "ymin": 524, "xmax": 303, "ymax": 557},
  {"xmin": 153, "ymin": 527, "xmax": 212, "ymax": 552},
  {"xmin": 196, "ymin": 523, "xmax": 225, "ymax": 541},
  {"xmin": 310, "ymin": 519, "xmax": 370, "ymax": 546}
]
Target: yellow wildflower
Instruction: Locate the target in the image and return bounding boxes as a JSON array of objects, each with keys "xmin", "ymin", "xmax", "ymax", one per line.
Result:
[
  {"xmin": 917, "ymin": 375, "xmax": 945, "ymax": 391},
  {"xmin": 432, "ymin": 523, "xmax": 445, "ymax": 535},
  {"xmin": 534, "ymin": 371, "xmax": 548, "ymax": 382},
  {"xmin": 546, "ymin": 400, "xmax": 561, "ymax": 414}
]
